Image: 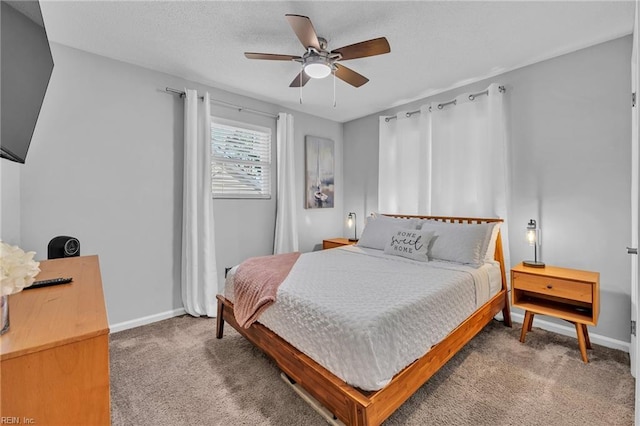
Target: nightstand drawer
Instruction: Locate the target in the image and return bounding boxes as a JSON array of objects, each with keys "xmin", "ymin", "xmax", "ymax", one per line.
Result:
[{"xmin": 512, "ymin": 272, "xmax": 592, "ymax": 303}]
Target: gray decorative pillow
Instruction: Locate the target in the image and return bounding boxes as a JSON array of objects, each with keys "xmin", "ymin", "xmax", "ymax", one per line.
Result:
[
  {"xmin": 357, "ymin": 215, "xmax": 420, "ymax": 250},
  {"xmin": 420, "ymin": 221, "xmax": 497, "ymax": 266},
  {"xmin": 383, "ymin": 228, "xmax": 434, "ymax": 262}
]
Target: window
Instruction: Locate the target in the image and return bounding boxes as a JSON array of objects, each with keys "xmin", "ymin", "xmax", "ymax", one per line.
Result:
[{"xmin": 210, "ymin": 117, "xmax": 271, "ymax": 199}]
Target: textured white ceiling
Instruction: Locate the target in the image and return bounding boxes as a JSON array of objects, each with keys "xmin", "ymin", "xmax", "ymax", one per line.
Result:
[{"xmin": 40, "ymin": 1, "xmax": 635, "ymax": 123}]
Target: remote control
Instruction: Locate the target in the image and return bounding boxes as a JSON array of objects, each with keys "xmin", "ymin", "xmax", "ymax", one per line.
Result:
[{"xmin": 26, "ymin": 277, "xmax": 73, "ymax": 290}]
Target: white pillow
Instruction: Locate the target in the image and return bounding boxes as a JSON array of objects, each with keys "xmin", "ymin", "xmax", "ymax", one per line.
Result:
[
  {"xmin": 420, "ymin": 221, "xmax": 498, "ymax": 267},
  {"xmin": 357, "ymin": 215, "xmax": 420, "ymax": 250},
  {"xmin": 383, "ymin": 228, "xmax": 434, "ymax": 262}
]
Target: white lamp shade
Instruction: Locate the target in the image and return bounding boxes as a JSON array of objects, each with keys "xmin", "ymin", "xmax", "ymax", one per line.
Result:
[{"xmin": 304, "ymin": 63, "xmax": 331, "ymax": 79}]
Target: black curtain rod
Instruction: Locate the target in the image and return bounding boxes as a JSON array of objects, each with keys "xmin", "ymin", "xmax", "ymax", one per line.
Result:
[
  {"xmin": 165, "ymin": 87, "xmax": 278, "ymax": 119},
  {"xmin": 384, "ymin": 85, "xmax": 506, "ymax": 122}
]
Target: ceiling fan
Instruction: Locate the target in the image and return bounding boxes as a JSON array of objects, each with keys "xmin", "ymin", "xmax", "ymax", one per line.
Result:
[{"xmin": 245, "ymin": 14, "xmax": 391, "ymax": 88}]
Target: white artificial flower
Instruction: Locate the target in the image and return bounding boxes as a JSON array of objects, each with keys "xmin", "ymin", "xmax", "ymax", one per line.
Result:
[{"xmin": 0, "ymin": 242, "xmax": 41, "ymax": 296}]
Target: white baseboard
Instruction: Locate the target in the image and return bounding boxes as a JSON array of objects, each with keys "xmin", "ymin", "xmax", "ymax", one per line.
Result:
[
  {"xmin": 511, "ymin": 312, "xmax": 630, "ymax": 353},
  {"xmin": 109, "ymin": 307, "xmax": 187, "ymax": 333}
]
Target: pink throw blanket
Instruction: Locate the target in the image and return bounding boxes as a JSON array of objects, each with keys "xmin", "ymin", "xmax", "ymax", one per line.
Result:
[{"xmin": 233, "ymin": 252, "xmax": 301, "ymax": 328}]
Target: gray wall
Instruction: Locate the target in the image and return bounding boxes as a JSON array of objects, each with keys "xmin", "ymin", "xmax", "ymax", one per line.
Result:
[
  {"xmin": 344, "ymin": 36, "xmax": 633, "ymax": 343},
  {"xmin": 2, "ymin": 42, "xmax": 343, "ymax": 326},
  {"xmin": 0, "ymin": 161, "xmax": 21, "ymax": 245}
]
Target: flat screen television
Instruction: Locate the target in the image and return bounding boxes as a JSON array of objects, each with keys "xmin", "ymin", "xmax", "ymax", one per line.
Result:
[{"xmin": 1, "ymin": 0, "xmax": 54, "ymax": 163}]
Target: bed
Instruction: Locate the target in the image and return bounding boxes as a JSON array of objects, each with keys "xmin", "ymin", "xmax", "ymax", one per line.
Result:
[{"xmin": 216, "ymin": 215, "xmax": 512, "ymax": 425}]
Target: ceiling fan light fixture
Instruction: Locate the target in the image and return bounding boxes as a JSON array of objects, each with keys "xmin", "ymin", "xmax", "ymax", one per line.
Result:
[
  {"xmin": 245, "ymin": 14, "xmax": 391, "ymax": 88},
  {"xmin": 304, "ymin": 62, "xmax": 331, "ymax": 79}
]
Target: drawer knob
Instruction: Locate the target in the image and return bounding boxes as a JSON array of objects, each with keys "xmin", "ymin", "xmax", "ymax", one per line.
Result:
[{"xmin": 546, "ymin": 284, "xmax": 553, "ymax": 289}]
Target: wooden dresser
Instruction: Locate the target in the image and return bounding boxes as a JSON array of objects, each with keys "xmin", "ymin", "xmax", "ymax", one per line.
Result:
[{"xmin": 0, "ymin": 255, "xmax": 111, "ymax": 425}]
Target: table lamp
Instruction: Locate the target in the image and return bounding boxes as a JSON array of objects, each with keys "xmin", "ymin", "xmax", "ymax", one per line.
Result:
[
  {"xmin": 347, "ymin": 212, "xmax": 358, "ymax": 242},
  {"xmin": 523, "ymin": 219, "xmax": 545, "ymax": 268}
]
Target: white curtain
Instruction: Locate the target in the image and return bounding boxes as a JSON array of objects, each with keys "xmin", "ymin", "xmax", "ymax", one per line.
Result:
[
  {"xmin": 378, "ymin": 105, "xmax": 431, "ymax": 214},
  {"xmin": 182, "ymin": 89, "xmax": 218, "ymax": 317},
  {"xmin": 273, "ymin": 112, "xmax": 299, "ymax": 254},
  {"xmin": 379, "ymin": 83, "xmax": 510, "ymax": 265},
  {"xmin": 429, "ymin": 83, "xmax": 509, "ymax": 219}
]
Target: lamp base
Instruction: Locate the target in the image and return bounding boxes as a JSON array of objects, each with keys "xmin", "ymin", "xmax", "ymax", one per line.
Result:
[
  {"xmin": 523, "ymin": 260, "xmax": 545, "ymax": 268},
  {"xmin": 348, "ymin": 238, "xmax": 359, "ymax": 242}
]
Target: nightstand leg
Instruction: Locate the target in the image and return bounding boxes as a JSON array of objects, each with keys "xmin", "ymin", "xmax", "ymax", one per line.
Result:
[
  {"xmin": 575, "ymin": 322, "xmax": 589, "ymax": 363},
  {"xmin": 526, "ymin": 312, "xmax": 534, "ymax": 331},
  {"xmin": 520, "ymin": 311, "xmax": 534, "ymax": 343},
  {"xmin": 581, "ymin": 324, "xmax": 592, "ymax": 349}
]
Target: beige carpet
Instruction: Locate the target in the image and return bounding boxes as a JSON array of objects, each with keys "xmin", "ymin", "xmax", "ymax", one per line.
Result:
[{"xmin": 110, "ymin": 316, "xmax": 635, "ymax": 425}]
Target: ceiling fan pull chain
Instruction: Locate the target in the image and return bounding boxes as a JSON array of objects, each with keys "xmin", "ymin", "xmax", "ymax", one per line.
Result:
[
  {"xmin": 299, "ymin": 64, "xmax": 303, "ymax": 104},
  {"xmin": 333, "ymin": 70, "xmax": 337, "ymax": 108}
]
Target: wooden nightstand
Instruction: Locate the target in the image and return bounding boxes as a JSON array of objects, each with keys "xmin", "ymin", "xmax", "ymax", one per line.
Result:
[
  {"xmin": 322, "ymin": 238, "xmax": 358, "ymax": 250},
  {"xmin": 511, "ymin": 263, "xmax": 600, "ymax": 363}
]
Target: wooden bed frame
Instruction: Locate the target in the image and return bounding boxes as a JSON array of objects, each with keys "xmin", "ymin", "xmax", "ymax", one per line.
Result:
[{"xmin": 216, "ymin": 215, "xmax": 512, "ymax": 426}]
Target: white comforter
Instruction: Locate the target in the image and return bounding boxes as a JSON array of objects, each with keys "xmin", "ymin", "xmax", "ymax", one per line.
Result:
[{"xmin": 225, "ymin": 245, "xmax": 501, "ymax": 391}]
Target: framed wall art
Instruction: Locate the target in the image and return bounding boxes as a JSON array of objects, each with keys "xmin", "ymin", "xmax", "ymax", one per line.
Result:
[{"xmin": 305, "ymin": 136, "xmax": 334, "ymax": 209}]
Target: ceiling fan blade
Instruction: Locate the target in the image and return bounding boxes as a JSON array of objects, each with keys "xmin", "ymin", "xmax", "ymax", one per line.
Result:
[
  {"xmin": 244, "ymin": 52, "xmax": 301, "ymax": 61},
  {"xmin": 332, "ymin": 37, "xmax": 391, "ymax": 61},
  {"xmin": 334, "ymin": 64, "xmax": 369, "ymax": 88},
  {"xmin": 289, "ymin": 71, "xmax": 311, "ymax": 88},
  {"xmin": 285, "ymin": 14, "xmax": 320, "ymax": 50}
]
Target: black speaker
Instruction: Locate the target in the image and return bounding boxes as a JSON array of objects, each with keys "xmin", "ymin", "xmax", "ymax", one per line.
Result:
[{"xmin": 48, "ymin": 236, "xmax": 80, "ymax": 259}]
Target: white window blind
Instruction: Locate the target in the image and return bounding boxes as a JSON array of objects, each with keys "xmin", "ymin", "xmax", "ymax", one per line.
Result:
[{"xmin": 210, "ymin": 117, "xmax": 271, "ymax": 199}]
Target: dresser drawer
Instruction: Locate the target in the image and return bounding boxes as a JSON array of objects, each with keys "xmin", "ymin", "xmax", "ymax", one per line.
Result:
[{"xmin": 512, "ymin": 272, "xmax": 593, "ymax": 304}]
